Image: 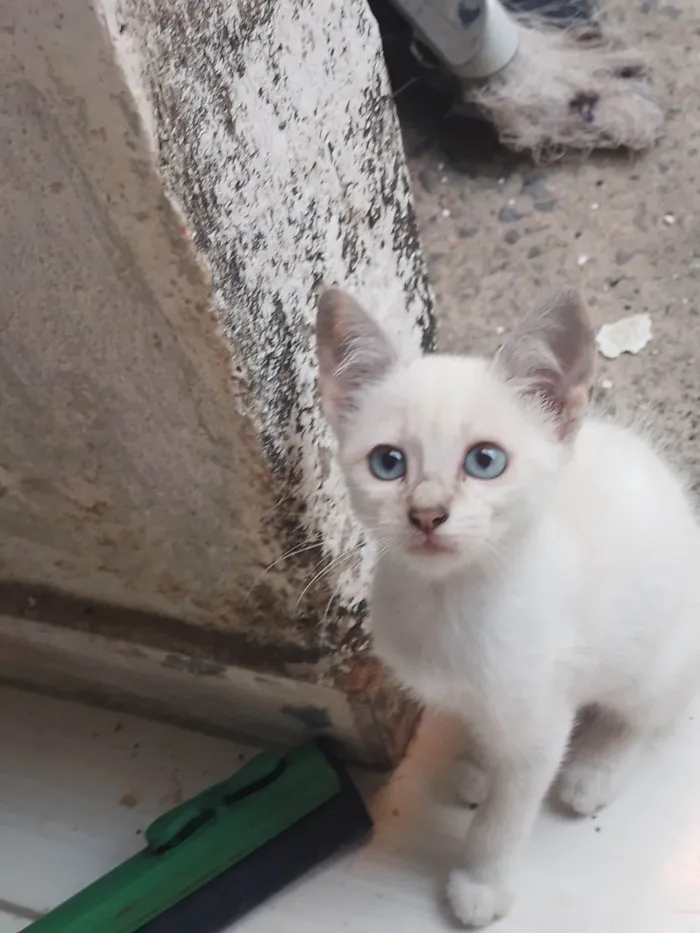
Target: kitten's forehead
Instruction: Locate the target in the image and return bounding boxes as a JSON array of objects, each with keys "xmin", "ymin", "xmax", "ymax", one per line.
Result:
[{"xmin": 375, "ymin": 355, "xmax": 513, "ymax": 435}]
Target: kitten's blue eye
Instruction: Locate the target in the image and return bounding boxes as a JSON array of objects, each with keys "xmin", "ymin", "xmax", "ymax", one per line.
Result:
[
  {"xmin": 368, "ymin": 446, "xmax": 406, "ymax": 481},
  {"xmin": 463, "ymin": 443, "xmax": 508, "ymax": 480}
]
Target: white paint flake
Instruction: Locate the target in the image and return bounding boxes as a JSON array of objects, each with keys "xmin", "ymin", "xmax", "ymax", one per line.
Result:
[{"xmin": 596, "ymin": 314, "xmax": 652, "ymax": 360}]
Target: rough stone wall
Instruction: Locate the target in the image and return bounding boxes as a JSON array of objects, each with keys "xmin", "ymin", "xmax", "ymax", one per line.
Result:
[
  {"xmin": 101, "ymin": 0, "xmax": 434, "ymax": 655},
  {"xmin": 0, "ymin": 0, "xmax": 432, "ymax": 761}
]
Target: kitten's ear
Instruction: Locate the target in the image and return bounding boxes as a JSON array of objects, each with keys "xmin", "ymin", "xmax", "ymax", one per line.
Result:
[
  {"xmin": 316, "ymin": 288, "xmax": 396, "ymax": 436},
  {"xmin": 495, "ymin": 289, "xmax": 595, "ymax": 440}
]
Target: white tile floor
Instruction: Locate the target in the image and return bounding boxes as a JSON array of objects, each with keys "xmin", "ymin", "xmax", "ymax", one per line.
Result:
[{"xmin": 1, "ymin": 685, "xmax": 700, "ymax": 932}]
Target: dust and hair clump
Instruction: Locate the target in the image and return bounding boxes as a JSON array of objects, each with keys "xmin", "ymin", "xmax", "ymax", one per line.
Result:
[{"xmin": 467, "ymin": 12, "xmax": 664, "ymax": 157}]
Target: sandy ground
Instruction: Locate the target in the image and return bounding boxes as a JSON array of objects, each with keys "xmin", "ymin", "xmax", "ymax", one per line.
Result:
[{"xmin": 390, "ymin": 0, "xmax": 700, "ymax": 491}]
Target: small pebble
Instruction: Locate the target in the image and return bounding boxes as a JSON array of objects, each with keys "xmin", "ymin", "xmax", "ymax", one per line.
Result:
[
  {"xmin": 498, "ymin": 205, "xmax": 526, "ymax": 223},
  {"xmin": 498, "ymin": 176, "xmax": 506, "ymax": 185},
  {"xmin": 683, "ymin": 298, "xmax": 689, "ymax": 305},
  {"xmin": 590, "ymin": 202, "xmax": 600, "ymax": 210},
  {"xmin": 441, "ymin": 208, "xmax": 451, "ymax": 218},
  {"xmin": 577, "ymin": 254, "xmax": 590, "ymax": 266},
  {"xmin": 441, "ymin": 175, "xmax": 448, "ymax": 183},
  {"xmin": 417, "ymin": 169, "xmax": 439, "ymax": 194},
  {"xmin": 496, "ymin": 325, "xmax": 505, "ymax": 335},
  {"xmin": 508, "ymin": 198, "xmax": 516, "ymax": 207},
  {"xmin": 438, "ymin": 162, "xmax": 445, "ymax": 170},
  {"xmin": 663, "ymin": 213, "xmax": 676, "ymax": 225},
  {"xmin": 601, "ymin": 377, "xmax": 614, "ymax": 390},
  {"xmin": 521, "ymin": 173, "xmax": 555, "ymax": 200}
]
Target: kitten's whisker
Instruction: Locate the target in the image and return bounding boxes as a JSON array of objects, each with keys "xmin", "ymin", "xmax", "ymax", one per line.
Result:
[
  {"xmin": 294, "ymin": 546, "xmax": 364, "ymax": 609},
  {"xmin": 244, "ymin": 538, "xmax": 323, "ymax": 601},
  {"xmin": 319, "ymin": 538, "xmax": 387, "ymax": 626},
  {"xmin": 478, "ymin": 539, "xmax": 510, "ymax": 574},
  {"xmin": 321, "ymin": 588, "xmax": 339, "ymax": 625}
]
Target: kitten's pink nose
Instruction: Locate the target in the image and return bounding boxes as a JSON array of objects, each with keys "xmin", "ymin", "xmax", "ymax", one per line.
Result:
[{"xmin": 408, "ymin": 508, "xmax": 449, "ymax": 534}]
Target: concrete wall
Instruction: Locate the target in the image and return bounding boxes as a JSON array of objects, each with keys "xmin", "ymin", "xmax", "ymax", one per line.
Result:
[{"xmin": 0, "ymin": 0, "xmax": 432, "ymax": 763}]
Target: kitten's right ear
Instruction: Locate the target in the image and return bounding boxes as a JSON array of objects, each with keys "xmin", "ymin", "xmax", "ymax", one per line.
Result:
[
  {"xmin": 316, "ymin": 288, "xmax": 396, "ymax": 436},
  {"xmin": 495, "ymin": 289, "xmax": 595, "ymax": 440}
]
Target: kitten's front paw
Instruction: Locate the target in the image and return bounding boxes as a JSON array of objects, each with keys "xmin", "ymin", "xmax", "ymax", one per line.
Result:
[
  {"xmin": 558, "ymin": 760, "xmax": 619, "ymax": 816},
  {"xmin": 446, "ymin": 871, "xmax": 513, "ymax": 928},
  {"xmin": 455, "ymin": 759, "xmax": 489, "ymax": 808}
]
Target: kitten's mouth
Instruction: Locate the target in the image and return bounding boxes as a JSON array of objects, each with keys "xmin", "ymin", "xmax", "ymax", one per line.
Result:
[{"xmin": 407, "ymin": 536, "xmax": 454, "ymax": 556}]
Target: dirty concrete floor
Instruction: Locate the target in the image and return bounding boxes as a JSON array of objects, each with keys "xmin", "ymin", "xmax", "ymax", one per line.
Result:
[{"xmin": 389, "ymin": 0, "xmax": 700, "ymax": 491}]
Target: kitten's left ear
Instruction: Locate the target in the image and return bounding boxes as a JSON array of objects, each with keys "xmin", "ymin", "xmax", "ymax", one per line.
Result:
[
  {"xmin": 316, "ymin": 288, "xmax": 396, "ymax": 436},
  {"xmin": 495, "ymin": 289, "xmax": 595, "ymax": 440}
]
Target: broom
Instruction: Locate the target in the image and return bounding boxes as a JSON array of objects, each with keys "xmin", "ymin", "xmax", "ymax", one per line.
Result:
[{"xmin": 23, "ymin": 741, "xmax": 372, "ymax": 933}]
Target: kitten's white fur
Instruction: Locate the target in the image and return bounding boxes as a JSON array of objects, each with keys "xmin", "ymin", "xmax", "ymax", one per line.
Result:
[{"xmin": 316, "ymin": 288, "xmax": 700, "ymax": 927}]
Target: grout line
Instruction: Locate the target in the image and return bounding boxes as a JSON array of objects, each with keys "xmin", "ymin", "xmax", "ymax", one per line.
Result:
[{"xmin": 0, "ymin": 900, "xmax": 46, "ymax": 922}]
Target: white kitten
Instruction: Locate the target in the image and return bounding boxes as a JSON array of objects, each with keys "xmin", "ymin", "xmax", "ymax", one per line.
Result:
[{"xmin": 316, "ymin": 288, "xmax": 700, "ymax": 928}]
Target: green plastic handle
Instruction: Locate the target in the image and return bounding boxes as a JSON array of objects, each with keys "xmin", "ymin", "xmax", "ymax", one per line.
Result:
[{"xmin": 146, "ymin": 752, "xmax": 282, "ymax": 851}]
